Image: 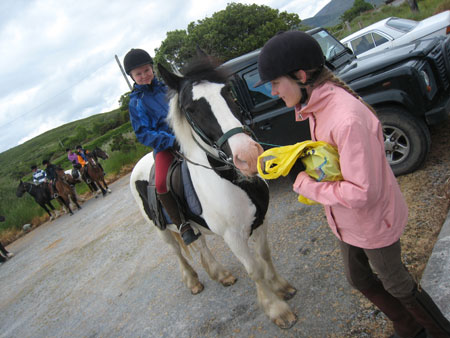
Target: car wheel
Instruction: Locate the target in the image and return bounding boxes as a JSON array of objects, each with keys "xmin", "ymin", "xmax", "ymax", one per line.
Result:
[{"xmin": 376, "ymin": 106, "xmax": 431, "ymax": 176}]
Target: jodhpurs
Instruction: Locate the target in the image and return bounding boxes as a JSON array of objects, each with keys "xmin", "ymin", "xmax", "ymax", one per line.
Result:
[
  {"xmin": 155, "ymin": 150, "xmax": 174, "ymax": 194},
  {"xmin": 339, "ymin": 240, "xmax": 417, "ymax": 303}
]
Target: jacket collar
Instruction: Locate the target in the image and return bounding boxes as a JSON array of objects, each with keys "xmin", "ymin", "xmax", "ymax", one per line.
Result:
[{"xmin": 295, "ymin": 82, "xmax": 335, "ymax": 121}]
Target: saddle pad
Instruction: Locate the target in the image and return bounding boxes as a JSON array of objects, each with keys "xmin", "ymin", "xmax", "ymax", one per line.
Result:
[{"xmin": 181, "ymin": 161, "xmax": 202, "ymax": 216}]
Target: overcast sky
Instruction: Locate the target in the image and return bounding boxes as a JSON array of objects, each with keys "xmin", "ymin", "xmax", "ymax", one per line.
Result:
[{"xmin": 0, "ymin": 0, "xmax": 330, "ymax": 153}]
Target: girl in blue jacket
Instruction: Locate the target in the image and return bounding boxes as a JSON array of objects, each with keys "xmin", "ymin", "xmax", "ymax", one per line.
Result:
[{"xmin": 123, "ymin": 48, "xmax": 199, "ymax": 245}]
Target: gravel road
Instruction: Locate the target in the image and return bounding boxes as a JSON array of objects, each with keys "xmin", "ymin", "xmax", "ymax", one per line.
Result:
[{"xmin": 0, "ymin": 120, "xmax": 448, "ymax": 337}]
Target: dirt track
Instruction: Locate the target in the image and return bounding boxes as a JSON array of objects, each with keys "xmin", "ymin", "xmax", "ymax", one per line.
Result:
[{"xmin": 0, "ymin": 119, "xmax": 448, "ymax": 337}]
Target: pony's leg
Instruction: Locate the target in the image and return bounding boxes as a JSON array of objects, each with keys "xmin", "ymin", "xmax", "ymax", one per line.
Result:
[
  {"xmin": 102, "ymin": 179, "xmax": 111, "ymax": 193},
  {"xmin": 68, "ymin": 186, "xmax": 82, "ymax": 209},
  {"xmin": 197, "ymin": 235, "xmax": 237, "ymax": 286},
  {"xmin": 58, "ymin": 196, "xmax": 73, "ymax": 215},
  {"xmin": 156, "ymin": 228, "xmax": 204, "ymax": 294},
  {"xmin": 251, "ymin": 223, "xmax": 297, "ymax": 300},
  {"xmin": 40, "ymin": 203, "xmax": 52, "ymax": 219},
  {"xmin": 71, "ymin": 193, "xmax": 82, "ymax": 209},
  {"xmin": 223, "ymin": 231, "xmax": 297, "ymax": 329},
  {"xmin": 96, "ymin": 180, "xmax": 107, "ymax": 196}
]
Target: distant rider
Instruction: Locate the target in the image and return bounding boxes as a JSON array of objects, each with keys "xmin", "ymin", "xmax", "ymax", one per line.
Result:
[
  {"xmin": 42, "ymin": 159, "xmax": 59, "ymax": 196},
  {"xmin": 31, "ymin": 165, "xmax": 47, "ymax": 185}
]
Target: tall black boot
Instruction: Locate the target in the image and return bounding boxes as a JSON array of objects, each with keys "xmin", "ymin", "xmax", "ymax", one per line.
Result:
[
  {"xmin": 157, "ymin": 192, "xmax": 200, "ymax": 245},
  {"xmin": 359, "ymin": 282, "xmax": 425, "ymax": 338},
  {"xmin": 400, "ymin": 287, "xmax": 450, "ymax": 338}
]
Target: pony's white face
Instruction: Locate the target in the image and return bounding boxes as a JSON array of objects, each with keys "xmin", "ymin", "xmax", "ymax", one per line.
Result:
[
  {"xmin": 160, "ymin": 60, "xmax": 263, "ymax": 176},
  {"xmin": 190, "ymin": 82, "xmax": 263, "ymax": 176}
]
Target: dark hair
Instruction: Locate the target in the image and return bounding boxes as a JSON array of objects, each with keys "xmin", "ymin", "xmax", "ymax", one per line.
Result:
[
  {"xmin": 31, "ymin": 165, "xmax": 37, "ymax": 170},
  {"xmin": 42, "ymin": 159, "xmax": 49, "ymax": 165}
]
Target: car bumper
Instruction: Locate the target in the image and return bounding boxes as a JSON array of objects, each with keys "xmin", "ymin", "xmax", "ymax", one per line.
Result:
[{"xmin": 425, "ymin": 93, "xmax": 450, "ymax": 125}]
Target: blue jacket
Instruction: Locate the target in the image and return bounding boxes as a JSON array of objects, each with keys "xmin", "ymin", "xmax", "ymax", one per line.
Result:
[{"xmin": 128, "ymin": 79, "xmax": 175, "ymax": 154}]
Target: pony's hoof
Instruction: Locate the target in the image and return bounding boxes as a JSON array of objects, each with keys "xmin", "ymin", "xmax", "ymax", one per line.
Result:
[
  {"xmin": 220, "ymin": 275, "xmax": 237, "ymax": 287},
  {"xmin": 191, "ymin": 282, "xmax": 204, "ymax": 295},
  {"xmin": 273, "ymin": 311, "xmax": 297, "ymax": 329},
  {"xmin": 107, "ymin": 189, "xmax": 112, "ymax": 193},
  {"xmin": 282, "ymin": 287, "xmax": 297, "ymax": 301}
]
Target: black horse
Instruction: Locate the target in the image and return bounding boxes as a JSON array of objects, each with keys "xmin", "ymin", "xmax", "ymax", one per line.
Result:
[
  {"xmin": 0, "ymin": 215, "xmax": 14, "ymax": 262},
  {"xmin": 16, "ymin": 181, "xmax": 57, "ymax": 219}
]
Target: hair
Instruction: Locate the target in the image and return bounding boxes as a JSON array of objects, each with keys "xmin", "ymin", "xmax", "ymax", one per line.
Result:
[{"xmin": 297, "ymin": 67, "xmax": 377, "ymax": 115}]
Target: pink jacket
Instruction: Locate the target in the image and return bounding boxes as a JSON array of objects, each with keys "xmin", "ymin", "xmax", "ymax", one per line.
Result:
[{"xmin": 293, "ymin": 82, "xmax": 408, "ymax": 249}]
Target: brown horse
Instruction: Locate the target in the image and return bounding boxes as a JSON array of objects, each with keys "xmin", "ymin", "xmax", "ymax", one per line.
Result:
[
  {"xmin": 85, "ymin": 147, "xmax": 110, "ymax": 196},
  {"xmin": 54, "ymin": 168, "xmax": 82, "ymax": 215}
]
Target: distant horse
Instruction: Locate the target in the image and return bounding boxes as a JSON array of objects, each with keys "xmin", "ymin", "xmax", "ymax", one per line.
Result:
[
  {"xmin": 130, "ymin": 58, "xmax": 297, "ymax": 328},
  {"xmin": 0, "ymin": 215, "xmax": 14, "ymax": 262},
  {"xmin": 54, "ymin": 168, "xmax": 82, "ymax": 215},
  {"xmin": 64, "ymin": 165, "xmax": 99, "ymax": 194},
  {"xmin": 85, "ymin": 147, "xmax": 110, "ymax": 196},
  {"xmin": 16, "ymin": 181, "xmax": 57, "ymax": 219}
]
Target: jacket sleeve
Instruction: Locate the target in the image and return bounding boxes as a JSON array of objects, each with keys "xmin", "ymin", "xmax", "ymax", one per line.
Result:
[
  {"xmin": 129, "ymin": 99, "xmax": 175, "ymax": 150},
  {"xmin": 293, "ymin": 117, "xmax": 384, "ymax": 209}
]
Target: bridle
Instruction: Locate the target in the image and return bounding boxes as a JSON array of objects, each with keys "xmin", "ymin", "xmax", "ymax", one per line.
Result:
[
  {"xmin": 183, "ymin": 108, "xmax": 254, "ymax": 170},
  {"xmin": 178, "ymin": 80, "xmax": 257, "ymax": 171}
]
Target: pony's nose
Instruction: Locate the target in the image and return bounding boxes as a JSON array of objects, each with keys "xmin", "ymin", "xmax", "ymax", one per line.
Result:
[{"xmin": 233, "ymin": 141, "xmax": 263, "ymax": 176}]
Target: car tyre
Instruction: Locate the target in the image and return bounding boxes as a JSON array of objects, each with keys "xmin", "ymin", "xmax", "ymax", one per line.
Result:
[{"xmin": 376, "ymin": 106, "xmax": 431, "ymax": 176}]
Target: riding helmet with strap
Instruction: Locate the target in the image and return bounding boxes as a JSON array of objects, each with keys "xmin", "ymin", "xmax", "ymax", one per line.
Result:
[
  {"xmin": 123, "ymin": 48, "xmax": 153, "ymax": 75},
  {"xmin": 255, "ymin": 30, "xmax": 325, "ymax": 104}
]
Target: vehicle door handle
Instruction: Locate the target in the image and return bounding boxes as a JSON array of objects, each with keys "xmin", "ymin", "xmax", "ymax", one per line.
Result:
[{"xmin": 260, "ymin": 123, "xmax": 272, "ymax": 131}]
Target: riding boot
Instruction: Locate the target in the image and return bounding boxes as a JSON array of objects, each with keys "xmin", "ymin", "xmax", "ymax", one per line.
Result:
[
  {"xmin": 157, "ymin": 192, "xmax": 200, "ymax": 245},
  {"xmin": 359, "ymin": 282, "xmax": 425, "ymax": 338},
  {"xmin": 399, "ymin": 286, "xmax": 450, "ymax": 338}
]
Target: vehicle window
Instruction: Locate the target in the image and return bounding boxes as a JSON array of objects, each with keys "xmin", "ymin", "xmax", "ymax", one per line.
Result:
[
  {"xmin": 386, "ymin": 17, "xmax": 418, "ymax": 32},
  {"xmin": 351, "ymin": 34, "xmax": 375, "ymax": 55},
  {"xmin": 372, "ymin": 32, "xmax": 389, "ymax": 46},
  {"xmin": 242, "ymin": 68, "xmax": 277, "ymax": 106},
  {"xmin": 311, "ymin": 30, "xmax": 346, "ymax": 60}
]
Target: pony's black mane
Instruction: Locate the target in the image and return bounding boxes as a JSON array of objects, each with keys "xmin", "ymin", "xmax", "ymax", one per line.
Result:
[{"xmin": 181, "ymin": 56, "xmax": 227, "ymax": 85}]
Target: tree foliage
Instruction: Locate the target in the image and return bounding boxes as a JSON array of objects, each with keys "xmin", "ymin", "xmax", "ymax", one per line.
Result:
[
  {"xmin": 341, "ymin": 0, "xmax": 374, "ymax": 23},
  {"xmin": 154, "ymin": 3, "xmax": 301, "ymax": 70}
]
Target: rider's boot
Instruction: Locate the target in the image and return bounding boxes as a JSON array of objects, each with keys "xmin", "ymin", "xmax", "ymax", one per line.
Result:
[
  {"xmin": 359, "ymin": 281, "xmax": 425, "ymax": 338},
  {"xmin": 157, "ymin": 192, "xmax": 200, "ymax": 245},
  {"xmin": 399, "ymin": 286, "xmax": 450, "ymax": 338}
]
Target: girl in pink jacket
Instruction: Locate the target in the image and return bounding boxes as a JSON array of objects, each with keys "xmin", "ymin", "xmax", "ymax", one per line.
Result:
[{"xmin": 256, "ymin": 31, "xmax": 450, "ymax": 338}]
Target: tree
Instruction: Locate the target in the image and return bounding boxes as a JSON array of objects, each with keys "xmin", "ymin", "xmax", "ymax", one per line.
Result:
[
  {"xmin": 341, "ymin": 0, "xmax": 374, "ymax": 23},
  {"xmin": 154, "ymin": 3, "xmax": 301, "ymax": 70}
]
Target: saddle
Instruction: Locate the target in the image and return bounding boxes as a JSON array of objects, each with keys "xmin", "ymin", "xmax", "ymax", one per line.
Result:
[{"xmin": 138, "ymin": 157, "xmax": 208, "ymax": 231}]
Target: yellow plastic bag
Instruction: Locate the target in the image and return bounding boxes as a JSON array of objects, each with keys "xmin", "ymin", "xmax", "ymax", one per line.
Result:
[{"xmin": 257, "ymin": 141, "xmax": 343, "ymax": 205}]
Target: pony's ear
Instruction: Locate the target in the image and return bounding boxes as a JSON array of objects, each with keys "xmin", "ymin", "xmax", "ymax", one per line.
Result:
[{"xmin": 158, "ymin": 63, "xmax": 183, "ymax": 91}]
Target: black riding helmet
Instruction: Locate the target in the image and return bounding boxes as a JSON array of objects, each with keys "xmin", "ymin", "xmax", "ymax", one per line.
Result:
[
  {"xmin": 123, "ymin": 48, "xmax": 153, "ymax": 75},
  {"xmin": 255, "ymin": 31, "xmax": 325, "ymax": 87}
]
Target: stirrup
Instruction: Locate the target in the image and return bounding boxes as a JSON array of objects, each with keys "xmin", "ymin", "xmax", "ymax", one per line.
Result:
[{"xmin": 180, "ymin": 222, "xmax": 200, "ymax": 245}]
